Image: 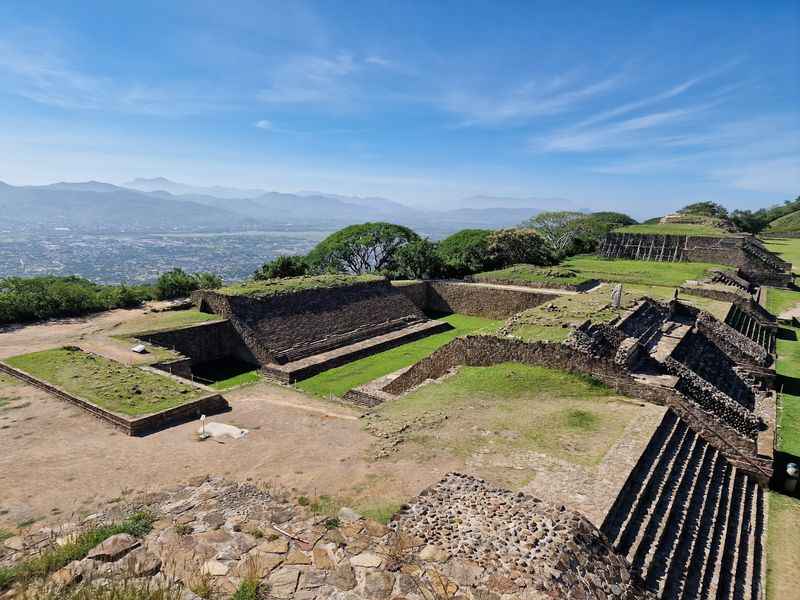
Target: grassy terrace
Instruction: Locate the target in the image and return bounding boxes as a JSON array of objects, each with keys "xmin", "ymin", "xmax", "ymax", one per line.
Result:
[
  {"xmin": 370, "ymin": 363, "xmax": 641, "ymax": 468},
  {"xmin": 504, "ymin": 282, "xmax": 731, "ymax": 342},
  {"xmin": 216, "ymin": 274, "xmax": 383, "ymax": 297},
  {"xmin": 4, "ymin": 347, "xmax": 205, "ymax": 416},
  {"xmin": 560, "ymin": 255, "xmax": 727, "ymax": 287},
  {"xmin": 472, "ymin": 265, "xmax": 596, "ymax": 288},
  {"xmin": 295, "ymin": 313, "xmax": 501, "ymax": 397},
  {"xmin": 762, "ymin": 236, "xmax": 800, "ymax": 273},
  {"xmin": 612, "ymin": 222, "xmax": 733, "ymax": 236}
]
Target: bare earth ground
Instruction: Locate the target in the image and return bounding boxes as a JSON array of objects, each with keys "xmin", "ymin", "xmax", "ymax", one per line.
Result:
[{"xmin": 0, "ymin": 307, "xmax": 662, "ymax": 534}]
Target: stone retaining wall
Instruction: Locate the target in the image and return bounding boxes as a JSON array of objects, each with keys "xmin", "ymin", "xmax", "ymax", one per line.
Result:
[
  {"xmin": 393, "ymin": 280, "xmax": 560, "ymax": 319},
  {"xmin": 194, "ymin": 279, "xmax": 427, "ymax": 365},
  {"xmin": 598, "ymin": 233, "xmax": 792, "ymax": 286},
  {"xmin": 381, "ymin": 334, "xmax": 771, "ymax": 483},
  {"xmin": 0, "ymin": 361, "xmax": 228, "ymax": 436},
  {"xmin": 137, "ymin": 320, "xmax": 257, "ymax": 366}
]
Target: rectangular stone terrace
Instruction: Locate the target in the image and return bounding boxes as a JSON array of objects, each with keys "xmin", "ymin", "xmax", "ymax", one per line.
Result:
[{"xmin": 0, "ymin": 346, "xmax": 227, "ymax": 435}]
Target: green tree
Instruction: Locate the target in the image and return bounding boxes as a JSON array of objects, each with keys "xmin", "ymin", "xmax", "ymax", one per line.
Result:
[
  {"xmin": 521, "ymin": 211, "xmax": 586, "ymax": 255},
  {"xmin": 394, "ymin": 238, "xmax": 441, "ymax": 279},
  {"xmin": 486, "ymin": 228, "xmax": 556, "ymax": 266},
  {"xmin": 678, "ymin": 202, "xmax": 729, "ymax": 218},
  {"xmin": 155, "ymin": 269, "xmax": 221, "ymax": 300},
  {"xmin": 436, "ymin": 229, "xmax": 494, "ymax": 277},
  {"xmin": 306, "ymin": 222, "xmax": 420, "ymax": 274},
  {"xmin": 254, "ymin": 255, "xmax": 309, "ymax": 280}
]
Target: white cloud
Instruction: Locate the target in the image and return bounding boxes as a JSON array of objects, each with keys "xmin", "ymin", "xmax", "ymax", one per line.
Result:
[
  {"xmin": 254, "ymin": 119, "xmax": 273, "ymax": 130},
  {"xmin": 257, "ymin": 53, "xmax": 358, "ymax": 104},
  {"xmin": 0, "ymin": 31, "xmax": 233, "ymax": 116},
  {"xmin": 442, "ymin": 73, "xmax": 624, "ymax": 126},
  {"xmin": 712, "ymin": 157, "xmax": 800, "ymax": 194},
  {"xmin": 538, "ymin": 104, "xmax": 716, "ymax": 152}
]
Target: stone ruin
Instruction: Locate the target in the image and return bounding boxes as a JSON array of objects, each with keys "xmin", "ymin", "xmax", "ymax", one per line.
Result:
[
  {"xmin": 597, "ymin": 232, "xmax": 792, "ymax": 287},
  {"xmin": 0, "ymin": 474, "xmax": 653, "ymax": 600}
]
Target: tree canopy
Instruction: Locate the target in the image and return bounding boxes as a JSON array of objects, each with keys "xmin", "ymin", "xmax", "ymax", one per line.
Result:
[
  {"xmin": 486, "ymin": 228, "xmax": 556, "ymax": 267},
  {"xmin": 678, "ymin": 202, "xmax": 729, "ymax": 218},
  {"xmin": 155, "ymin": 268, "xmax": 222, "ymax": 300},
  {"xmin": 306, "ymin": 222, "xmax": 420, "ymax": 275},
  {"xmin": 254, "ymin": 255, "xmax": 309, "ymax": 280}
]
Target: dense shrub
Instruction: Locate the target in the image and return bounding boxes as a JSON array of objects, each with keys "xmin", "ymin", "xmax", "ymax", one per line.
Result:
[
  {"xmin": 393, "ymin": 238, "xmax": 441, "ymax": 279},
  {"xmin": 306, "ymin": 222, "xmax": 420, "ymax": 274},
  {"xmin": 436, "ymin": 229, "xmax": 495, "ymax": 277},
  {"xmin": 0, "ymin": 276, "xmax": 153, "ymax": 325},
  {"xmin": 254, "ymin": 255, "xmax": 309, "ymax": 280},
  {"xmin": 486, "ymin": 228, "xmax": 556, "ymax": 267},
  {"xmin": 154, "ymin": 268, "xmax": 222, "ymax": 300}
]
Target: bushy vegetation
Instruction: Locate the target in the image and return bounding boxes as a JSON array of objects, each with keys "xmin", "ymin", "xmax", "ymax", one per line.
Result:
[
  {"xmin": 154, "ymin": 268, "xmax": 221, "ymax": 300},
  {"xmin": 434, "ymin": 229, "xmax": 494, "ymax": 276},
  {"xmin": 733, "ymin": 195, "xmax": 800, "ymax": 233},
  {"xmin": 678, "ymin": 201, "xmax": 729, "ymax": 218},
  {"xmin": 0, "ymin": 267, "xmax": 223, "ymax": 326},
  {"xmin": 253, "ymin": 255, "xmax": 309, "ymax": 280},
  {"xmin": 0, "ymin": 276, "xmax": 150, "ymax": 326}
]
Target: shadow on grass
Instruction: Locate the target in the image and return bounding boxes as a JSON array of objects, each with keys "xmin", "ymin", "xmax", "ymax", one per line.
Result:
[
  {"xmin": 778, "ymin": 374, "xmax": 800, "ymax": 396},
  {"xmin": 191, "ymin": 357, "xmax": 259, "ymax": 385},
  {"xmin": 778, "ymin": 327, "xmax": 798, "ymax": 341}
]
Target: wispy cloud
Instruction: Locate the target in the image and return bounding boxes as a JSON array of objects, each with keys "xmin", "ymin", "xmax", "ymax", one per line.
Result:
[
  {"xmin": 712, "ymin": 157, "xmax": 800, "ymax": 194},
  {"xmin": 0, "ymin": 30, "xmax": 233, "ymax": 115},
  {"xmin": 441, "ymin": 73, "xmax": 625, "ymax": 126},
  {"xmin": 257, "ymin": 53, "xmax": 361, "ymax": 105},
  {"xmin": 538, "ymin": 103, "xmax": 719, "ymax": 152}
]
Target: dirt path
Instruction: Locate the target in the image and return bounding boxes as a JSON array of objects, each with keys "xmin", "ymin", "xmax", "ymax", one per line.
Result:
[{"xmin": 0, "ymin": 308, "xmax": 151, "ymax": 361}]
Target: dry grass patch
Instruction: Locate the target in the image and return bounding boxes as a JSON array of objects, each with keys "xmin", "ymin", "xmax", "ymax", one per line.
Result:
[{"xmin": 367, "ymin": 363, "xmax": 644, "ymax": 469}]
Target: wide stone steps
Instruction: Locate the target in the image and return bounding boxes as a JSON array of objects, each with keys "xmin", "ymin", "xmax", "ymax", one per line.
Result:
[{"xmin": 601, "ymin": 410, "xmax": 766, "ymax": 599}]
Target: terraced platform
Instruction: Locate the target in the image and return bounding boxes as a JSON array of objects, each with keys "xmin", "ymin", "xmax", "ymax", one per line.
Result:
[
  {"xmin": 601, "ymin": 410, "xmax": 766, "ymax": 600},
  {"xmin": 260, "ymin": 318, "xmax": 452, "ymax": 383}
]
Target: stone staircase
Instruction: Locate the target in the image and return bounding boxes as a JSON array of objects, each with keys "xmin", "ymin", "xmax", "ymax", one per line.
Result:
[
  {"xmin": 601, "ymin": 410, "xmax": 766, "ymax": 600},
  {"xmin": 709, "ymin": 270, "xmax": 752, "ymax": 293},
  {"xmin": 724, "ymin": 305, "xmax": 776, "ymax": 353}
]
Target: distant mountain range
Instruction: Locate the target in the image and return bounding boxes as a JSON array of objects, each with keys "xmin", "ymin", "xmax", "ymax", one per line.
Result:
[{"xmin": 0, "ymin": 178, "xmax": 578, "ymax": 235}]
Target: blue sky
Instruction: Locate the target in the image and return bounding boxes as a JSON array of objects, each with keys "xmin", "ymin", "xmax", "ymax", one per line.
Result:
[{"xmin": 0, "ymin": 1, "xmax": 797, "ymax": 218}]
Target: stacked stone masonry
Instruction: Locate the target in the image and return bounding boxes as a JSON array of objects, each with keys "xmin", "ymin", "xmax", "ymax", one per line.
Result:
[
  {"xmin": 393, "ymin": 280, "xmax": 562, "ymax": 319},
  {"xmin": 0, "ymin": 475, "xmax": 654, "ymax": 600},
  {"xmin": 724, "ymin": 304, "xmax": 777, "ymax": 354},
  {"xmin": 598, "ymin": 233, "xmax": 792, "ymax": 286},
  {"xmin": 391, "ymin": 473, "xmax": 653, "ymax": 599},
  {"xmin": 376, "ymin": 295, "xmax": 773, "ymax": 482},
  {"xmin": 193, "ymin": 280, "xmax": 430, "ymax": 365},
  {"xmin": 601, "ymin": 410, "xmax": 765, "ymax": 599}
]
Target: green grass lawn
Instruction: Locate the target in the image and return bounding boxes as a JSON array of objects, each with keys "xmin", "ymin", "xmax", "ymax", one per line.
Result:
[
  {"xmin": 295, "ymin": 313, "xmax": 500, "ymax": 398},
  {"xmin": 767, "ymin": 492, "xmax": 800, "ymax": 599},
  {"xmin": 559, "ymin": 255, "xmax": 727, "ymax": 287},
  {"xmin": 766, "ymin": 287, "xmax": 800, "ymax": 316},
  {"xmin": 4, "ymin": 347, "xmax": 204, "ymax": 416},
  {"xmin": 190, "ymin": 358, "xmax": 261, "ymax": 390},
  {"xmin": 371, "ymin": 362, "xmax": 641, "ymax": 468},
  {"xmin": 613, "ymin": 223, "xmax": 732, "ymax": 236},
  {"xmin": 775, "ymin": 322, "xmax": 800, "ymax": 456},
  {"xmin": 472, "ymin": 265, "xmax": 595, "ymax": 288},
  {"xmin": 505, "ymin": 282, "xmax": 731, "ymax": 342},
  {"xmin": 762, "ymin": 237, "xmax": 800, "ymax": 273},
  {"xmin": 217, "ymin": 274, "xmax": 382, "ymax": 297}
]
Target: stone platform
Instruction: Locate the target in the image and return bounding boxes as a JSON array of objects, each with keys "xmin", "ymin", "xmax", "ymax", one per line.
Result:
[{"xmin": 261, "ymin": 319, "xmax": 452, "ymax": 383}]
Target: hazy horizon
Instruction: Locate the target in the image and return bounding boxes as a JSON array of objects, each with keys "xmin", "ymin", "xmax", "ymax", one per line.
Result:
[{"xmin": 0, "ymin": 1, "xmax": 797, "ymax": 217}]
